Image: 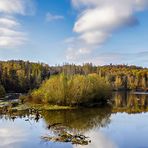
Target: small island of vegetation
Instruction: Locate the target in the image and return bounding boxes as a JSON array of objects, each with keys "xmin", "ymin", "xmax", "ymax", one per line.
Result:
[{"xmin": 25, "ymin": 74, "xmax": 111, "ymax": 107}]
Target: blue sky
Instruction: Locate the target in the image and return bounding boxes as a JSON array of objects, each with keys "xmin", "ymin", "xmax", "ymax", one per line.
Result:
[{"xmin": 0, "ymin": 0, "xmax": 148, "ymax": 67}]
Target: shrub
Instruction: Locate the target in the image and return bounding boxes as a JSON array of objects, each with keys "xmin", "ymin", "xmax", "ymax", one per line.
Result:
[
  {"xmin": 30, "ymin": 74, "xmax": 112, "ymax": 106},
  {"xmin": 19, "ymin": 95, "xmax": 28, "ymax": 103}
]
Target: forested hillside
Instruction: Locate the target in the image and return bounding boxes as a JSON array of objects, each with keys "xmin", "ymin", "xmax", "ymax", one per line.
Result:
[
  {"xmin": 54, "ymin": 63, "xmax": 148, "ymax": 91},
  {"xmin": 97, "ymin": 65, "xmax": 148, "ymax": 91},
  {"xmin": 0, "ymin": 61, "xmax": 147, "ymax": 93},
  {"xmin": 0, "ymin": 60, "xmax": 50, "ymax": 92}
]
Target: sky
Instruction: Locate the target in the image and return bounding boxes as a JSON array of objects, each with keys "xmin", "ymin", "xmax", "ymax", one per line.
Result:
[{"xmin": 0, "ymin": 0, "xmax": 148, "ymax": 67}]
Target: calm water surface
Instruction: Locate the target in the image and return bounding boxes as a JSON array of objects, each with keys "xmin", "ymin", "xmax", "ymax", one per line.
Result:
[{"xmin": 0, "ymin": 92, "xmax": 148, "ymax": 148}]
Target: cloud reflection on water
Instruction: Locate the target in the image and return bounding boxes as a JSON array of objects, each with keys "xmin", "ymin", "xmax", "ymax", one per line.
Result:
[
  {"xmin": 0, "ymin": 127, "xmax": 28, "ymax": 148},
  {"xmin": 74, "ymin": 130, "xmax": 117, "ymax": 148}
]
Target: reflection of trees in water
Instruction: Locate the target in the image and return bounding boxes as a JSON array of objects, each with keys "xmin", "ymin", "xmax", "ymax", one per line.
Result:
[
  {"xmin": 42, "ymin": 106, "xmax": 112, "ymax": 133},
  {"xmin": 113, "ymin": 92, "xmax": 148, "ymax": 113},
  {"xmin": 0, "ymin": 110, "xmax": 37, "ymax": 122}
]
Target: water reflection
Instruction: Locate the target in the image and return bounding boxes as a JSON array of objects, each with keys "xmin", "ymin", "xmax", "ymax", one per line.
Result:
[
  {"xmin": 101, "ymin": 113, "xmax": 148, "ymax": 148},
  {"xmin": 0, "ymin": 92, "xmax": 148, "ymax": 148},
  {"xmin": 74, "ymin": 130, "xmax": 117, "ymax": 148},
  {"xmin": 42, "ymin": 106, "xmax": 112, "ymax": 133},
  {"xmin": 113, "ymin": 92, "xmax": 148, "ymax": 113},
  {"xmin": 0, "ymin": 127, "xmax": 28, "ymax": 148},
  {"xmin": 0, "ymin": 106, "xmax": 112, "ymax": 147}
]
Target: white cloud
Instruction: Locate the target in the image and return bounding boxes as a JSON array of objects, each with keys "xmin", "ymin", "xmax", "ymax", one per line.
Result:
[
  {"xmin": 73, "ymin": 6, "xmax": 138, "ymax": 33},
  {"xmin": 79, "ymin": 31, "xmax": 110, "ymax": 45},
  {"xmin": 0, "ymin": 26, "xmax": 27, "ymax": 47},
  {"xmin": 67, "ymin": 51, "xmax": 148, "ymax": 67},
  {"xmin": 0, "ymin": 36, "xmax": 27, "ymax": 48},
  {"xmin": 46, "ymin": 12, "xmax": 64, "ymax": 22},
  {"xmin": 0, "ymin": 0, "xmax": 25, "ymax": 14},
  {"xmin": 0, "ymin": 0, "xmax": 35, "ymax": 48},
  {"xmin": 0, "ymin": 17, "xmax": 27, "ymax": 48},
  {"xmin": 0, "ymin": 0, "xmax": 35, "ymax": 15},
  {"xmin": 72, "ymin": 0, "xmax": 148, "ymax": 10},
  {"xmin": 0, "ymin": 27, "xmax": 25, "ymax": 37},
  {"xmin": 66, "ymin": 47, "xmax": 91, "ymax": 60},
  {"xmin": 66, "ymin": 0, "xmax": 148, "ymax": 60},
  {"xmin": 86, "ymin": 53, "xmax": 127, "ymax": 65},
  {"xmin": 0, "ymin": 17, "xmax": 20, "ymax": 28}
]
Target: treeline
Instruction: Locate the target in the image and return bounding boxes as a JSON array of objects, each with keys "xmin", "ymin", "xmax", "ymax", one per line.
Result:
[
  {"xmin": 0, "ymin": 60, "xmax": 50, "ymax": 93},
  {"xmin": 0, "ymin": 61, "xmax": 147, "ymax": 93},
  {"xmin": 97, "ymin": 65, "xmax": 148, "ymax": 91},
  {"xmin": 53, "ymin": 63, "xmax": 148, "ymax": 91}
]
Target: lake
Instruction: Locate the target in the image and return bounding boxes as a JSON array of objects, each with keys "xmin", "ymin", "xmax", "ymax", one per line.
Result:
[{"xmin": 0, "ymin": 92, "xmax": 148, "ymax": 148}]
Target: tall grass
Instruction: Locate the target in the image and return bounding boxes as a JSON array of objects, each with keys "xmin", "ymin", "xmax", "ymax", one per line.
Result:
[{"xmin": 30, "ymin": 74, "xmax": 112, "ymax": 106}]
